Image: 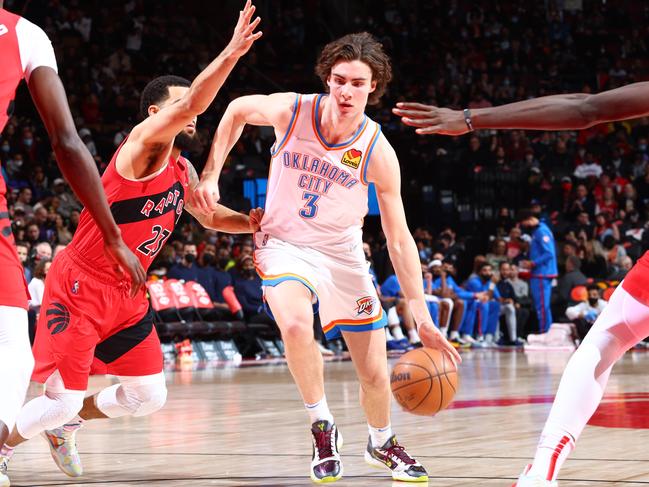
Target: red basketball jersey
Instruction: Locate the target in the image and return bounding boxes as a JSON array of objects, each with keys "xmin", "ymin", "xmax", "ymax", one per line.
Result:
[{"xmin": 69, "ymin": 143, "xmax": 191, "ymax": 277}]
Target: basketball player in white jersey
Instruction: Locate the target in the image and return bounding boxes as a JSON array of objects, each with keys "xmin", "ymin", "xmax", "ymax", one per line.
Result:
[
  {"xmin": 393, "ymin": 82, "xmax": 649, "ymax": 486},
  {"xmin": 194, "ymin": 32, "xmax": 460, "ymax": 483}
]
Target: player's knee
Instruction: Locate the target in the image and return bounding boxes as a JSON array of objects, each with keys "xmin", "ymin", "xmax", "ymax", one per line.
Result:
[
  {"xmin": 131, "ymin": 384, "xmax": 167, "ymax": 417},
  {"xmin": 279, "ymin": 319, "xmax": 314, "ymax": 345},
  {"xmin": 38, "ymin": 392, "xmax": 84, "ymax": 432},
  {"xmin": 358, "ymin": 366, "xmax": 389, "ymax": 393},
  {"xmin": 121, "ymin": 374, "xmax": 168, "ymax": 417}
]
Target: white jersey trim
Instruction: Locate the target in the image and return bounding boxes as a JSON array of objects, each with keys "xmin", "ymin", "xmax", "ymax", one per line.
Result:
[{"xmin": 16, "ymin": 16, "xmax": 58, "ymax": 82}]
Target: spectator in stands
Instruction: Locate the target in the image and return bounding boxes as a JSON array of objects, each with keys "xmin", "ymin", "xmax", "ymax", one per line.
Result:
[
  {"xmin": 14, "ymin": 188, "xmax": 34, "ymax": 218},
  {"xmin": 51, "ymin": 178, "xmax": 81, "ymax": 218},
  {"xmin": 486, "ymin": 239, "xmax": 508, "ymax": 276},
  {"xmin": 602, "ymin": 234, "xmax": 627, "ymax": 269},
  {"xmin": 573, "ymin": 152, "xmax": 603, "ymax": 180},
  {"xmin": 565, "ymin": 284, "xmax": 607, "ymax": 340},
  {"xmin": 429, "ymin": 260, "xmax": 474, "ymax": 347},
  {"xmin": 568, "ymin": 184, "xmax": 596, "ymax": 219},
  {"xmin": 497, "ymin": 261, "xmax": 527, "ymax": 345},
  {"xmin": 54, "ymin": 214, "xmax": 73, "ymax": 245},
  {"xmin": 53, "ymin": 244, "xmax": 66, "ymax": 257},
  {"xmin": 439, "ymin": 226, "xmax": 464, "ymax": 265},
  {"xmin": 465, "ymin": 263, "xmax": 501, "ymax": 347},
  {"xmin": 381, "ymin": 265, "xmax": 421, "ymax": 345},
  {"xmin": 509, "ymin": 264, "xmax": 530, "ymax": 304},
  {"xmin": 422, "ymin": 264, "xmax": 441, "ymax": 327},
  {"xmin": 201, "ymin": 246, "xmax": 241, "ymax": 319},
  {"xmin": 15, "ymin": 241, "xmax": 31, "ymax": 283},
  {"xmin": 167, "ymin": 243, "xmax": 200, "ymax": 282},
  {"xmin": 27, "ymin": 259, "xmax": 51, "ymax": 311},
  {"xmin": 233, "ymin": 256, "xmax": 273, "ymax": 325},
  {"xmin": 609, "ymin": 256, "xmax": 633, "ymax": 281},
  {"xmin": 33, "ymin": 242, "xmax": 52, "ymax": 263},
  {"xmin": 557, "ymin": 256, "xmax": 588, "ymax": 305}
]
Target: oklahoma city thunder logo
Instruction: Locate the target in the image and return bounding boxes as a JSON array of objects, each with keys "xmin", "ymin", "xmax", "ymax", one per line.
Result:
[
  {"xmin": 341, "ymin": 148, "xmax": 362, "ymax": 169},
  {"xmin": 356, "ymin": 296, "xmax": 375, "ymax": 316}
]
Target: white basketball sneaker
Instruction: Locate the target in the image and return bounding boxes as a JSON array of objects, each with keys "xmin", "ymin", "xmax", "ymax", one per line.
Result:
[{"xmin": 513, "ymin": 464, "xmax": 558, "ymax": 487}]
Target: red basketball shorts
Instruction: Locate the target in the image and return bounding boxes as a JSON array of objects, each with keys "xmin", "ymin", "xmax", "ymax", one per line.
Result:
[{"xmin": 31, "ymin": 247, "xmax": 162, "ymax": 391}]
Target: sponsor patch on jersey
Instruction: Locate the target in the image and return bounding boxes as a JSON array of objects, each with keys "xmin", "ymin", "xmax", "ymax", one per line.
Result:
[
  {"xmin": 543, "ymin": 235, "xmax": 550, "ymax": 243},
  {"xmin": 356, "ymin": 296, "xmax": 375, "ymax": 316},
  {"xmin": 341, "ymin": 148, "xmax": 363, "ymax": 169}
]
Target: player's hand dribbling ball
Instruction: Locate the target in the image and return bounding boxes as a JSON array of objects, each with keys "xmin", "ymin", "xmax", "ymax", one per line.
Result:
[{"xmin": 391, "ymin": 347, "xmax": 459, "ymax": 416}]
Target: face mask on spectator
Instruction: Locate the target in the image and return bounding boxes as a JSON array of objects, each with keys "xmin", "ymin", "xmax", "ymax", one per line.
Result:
[
  {"xmin": 185, "ymin": 253, "xmax": 196, "ymax": 264},
  {"xmin": 23, "ymin": 138, "xmax": 33, "ymax": 147},
  {"xmin": 588, "ymin": 297, "xmax": 599, "ymax": 306},
  {"xmin": 242, "ymin": 268, "xmax": 255, "ymax": 278},
  {"xmin": 202, "ymin": 253, "xmax": 215, "ymax": 266},
  {"xmin": 218, "ymin": 258, "xmax": 230, "ymax": 269}
]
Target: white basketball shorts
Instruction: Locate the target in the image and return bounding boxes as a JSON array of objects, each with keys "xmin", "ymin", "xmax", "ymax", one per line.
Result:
[{"xmin": 253, "ymin": 232, "xmax": 386, "ymax": 340}]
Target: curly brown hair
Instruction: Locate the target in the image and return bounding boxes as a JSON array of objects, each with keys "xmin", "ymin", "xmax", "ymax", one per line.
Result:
[{"xmin": 315, "ymin": 32, "xmax": 392, "ymax": 105}]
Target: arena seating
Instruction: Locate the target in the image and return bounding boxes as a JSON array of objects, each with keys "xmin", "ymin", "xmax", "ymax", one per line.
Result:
[{"xmin": 146, "ymin": 279, "xmax": 283, "ymax": 361}]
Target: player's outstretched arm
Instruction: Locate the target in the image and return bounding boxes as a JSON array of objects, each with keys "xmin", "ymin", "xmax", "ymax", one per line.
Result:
[
  {"xmin": 185, "ymin": 160, "xmax": 262, "ymax": 233},
  {"xmin": 192, "ymin": 91, "xmax": 296, "ymax": 212},
  {"xmin": 368, "ymin": 136, "xmax": 461, "ymax": 365},
  {"xmin": 130, "ymin": 0, "xmax": 262, "ymax": 148},
  {"xmin": 27, "ymin": 67, "xmax": 146, "ymax": 296},
  {"xmin": 393, "ymin": 81, "xmax": 649, "ymax": 135}
]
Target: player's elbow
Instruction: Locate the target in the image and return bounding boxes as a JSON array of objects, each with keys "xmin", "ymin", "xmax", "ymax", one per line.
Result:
[{"xmin": 50, "ymin": 132, "xmax": 85, "ymax": 160}]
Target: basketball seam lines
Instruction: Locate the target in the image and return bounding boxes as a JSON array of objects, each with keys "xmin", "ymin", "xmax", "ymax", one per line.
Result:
[{"xmin": 421, "ymin": 348, "xmax": 444, "ymax": 412}]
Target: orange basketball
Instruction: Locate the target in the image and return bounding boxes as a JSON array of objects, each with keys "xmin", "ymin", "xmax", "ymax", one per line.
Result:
[{"xmin": 390, "ymin": 347, "xmax": 459, "ymax": 416}]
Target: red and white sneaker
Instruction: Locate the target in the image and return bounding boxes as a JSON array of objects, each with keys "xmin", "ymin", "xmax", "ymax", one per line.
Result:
[{"xmin": 513, "ymin": 464, "xmax": 558, "ymax": 487}]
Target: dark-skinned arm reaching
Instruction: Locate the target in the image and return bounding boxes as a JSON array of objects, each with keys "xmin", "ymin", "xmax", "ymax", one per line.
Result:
[
  {"xmin": 393, "ymin": 81, "xmax": 649, "ymax": 135},
  {"xmin": 27, "ymin": 67, "xmax": 146, "ymax": 297}
]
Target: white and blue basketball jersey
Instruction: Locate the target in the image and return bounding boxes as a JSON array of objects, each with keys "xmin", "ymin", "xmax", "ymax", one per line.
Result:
[{"xmin": 261, "ymin": 93, "xmax": 382, "ymax": 249}]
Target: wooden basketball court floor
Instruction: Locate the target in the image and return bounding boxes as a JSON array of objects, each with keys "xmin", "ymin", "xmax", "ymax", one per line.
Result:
[{"xmin": 7, "ymin": 349, "xmax": 649, "ymax": 486}]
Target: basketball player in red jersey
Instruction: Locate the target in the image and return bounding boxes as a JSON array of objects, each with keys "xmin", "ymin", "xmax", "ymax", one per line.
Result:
[
  {"xmin": 0, "ymin": 2, "xmax": 261, "ymax": 483},
  {"xmin": 0, "ymin": 4, "xmax": 145, "ymax": 484},
  {"xmin": 394, "ymin": 83, "xmax": 649, "ymax": 486}
]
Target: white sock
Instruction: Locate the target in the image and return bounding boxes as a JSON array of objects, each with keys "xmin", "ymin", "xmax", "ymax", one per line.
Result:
[
  {"xmin": 450, "ymin": 330, "xmax": 460, "ymax": 340},
  {"xmin": 390, "ymin": 326, "xmax": 405, "ymax": 340},
  {"xmin": 529, "ymin": 429, "xmax": 575, "ymax": 481},
  {"xmin": 368, "ymin": 423, "xmax": 393, "ymax": 448},
  {"xmin": 408, "ymin": 329, "xmax": 420, "ymax": 344},
  {"xmin": 485, "ymin": 333, "xmax": 494, "ymax": 343},
  {"xmin": 384, "ymin": 327, "xmax": 394, "ymax": 341},
  {"xmin": 0, "ymin": 444, "xmax": 14, "ymax": 458},
  {"xmin": 440, "ymin": 326, "xmax": 448, "ymax": 337},
  {"xmin": 305, "ymin": 396, "xmax": 334, "ymax": 425}
]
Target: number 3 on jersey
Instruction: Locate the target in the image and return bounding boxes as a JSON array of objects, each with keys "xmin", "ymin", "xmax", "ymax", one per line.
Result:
[
  {"xmin": 137, "ymin": 225, "xmax": 171, "ymax": 257},
  {"xmin": 299, "ymin": 192, "xmax": 320, "ymax": 219}
]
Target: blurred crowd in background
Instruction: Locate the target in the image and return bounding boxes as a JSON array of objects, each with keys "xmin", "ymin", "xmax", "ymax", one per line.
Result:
[{"xmin": 3, "ymin": 0, "xmax": 649, "ymax": 352}]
